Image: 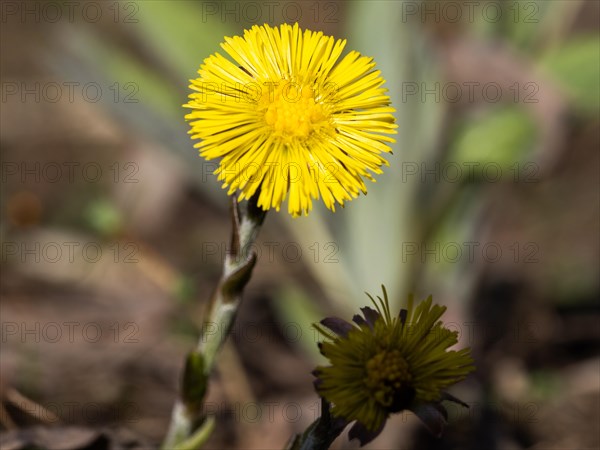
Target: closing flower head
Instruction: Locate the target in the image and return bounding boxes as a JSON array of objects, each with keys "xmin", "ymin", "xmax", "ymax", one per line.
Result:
[
  {"xmin": 313, "ymin": 287, "xmax": 475, "ymax": 445},
  {"xmin": 185, "ymin": 23, "xmax": 397, "ymax": 217}
]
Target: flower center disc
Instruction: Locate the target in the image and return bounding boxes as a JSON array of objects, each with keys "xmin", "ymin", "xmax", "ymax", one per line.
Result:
[
  {"xmin": 365, "ymin": 349, "xmax": 414, "ymax": 410},
  {"xmin": 261, "ymin": 83, "xmax": 328, "ymax": 140}
]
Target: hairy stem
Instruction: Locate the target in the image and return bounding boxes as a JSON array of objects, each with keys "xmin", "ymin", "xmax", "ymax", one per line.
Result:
[
  {"xmin": 162, "ymin": 195, "xmax": 266, "ymax": 449},
  {"xmin": 286, "ymin": 399, "xmax": 347, "ymax": 450}
]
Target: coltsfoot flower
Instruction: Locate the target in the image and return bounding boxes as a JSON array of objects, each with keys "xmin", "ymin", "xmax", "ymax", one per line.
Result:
[
  {"xmin": 185, "ymin": 23, "xmax": 397, "ymax": 217},
  {"xmin": 314, "ymin": 287, "xmax": 475, "ymax": 445}
]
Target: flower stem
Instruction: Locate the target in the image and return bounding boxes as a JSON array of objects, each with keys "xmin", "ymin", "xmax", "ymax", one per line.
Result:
[
  {"xmin": 286, "ymin": 399, "xmax": 347, "ymax": 450},
  {"xmin": 162, "ymin": 195, "xmax": 266, "ymax": 449}
]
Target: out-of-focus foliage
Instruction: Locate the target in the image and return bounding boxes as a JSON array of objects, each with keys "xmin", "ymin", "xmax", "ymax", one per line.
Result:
[
  {"xmin": 540, "ymin": 34, "xmax": 600, "ymax": 115},
  {"xmin": 450, "ymin": 106, "xmax": 538, "ymax": 178}
]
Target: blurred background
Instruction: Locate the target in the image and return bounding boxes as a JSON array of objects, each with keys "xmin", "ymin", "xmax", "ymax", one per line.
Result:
[{"xmin": 1, "ymin": 1, "xmax": 598, "ymax": 449}]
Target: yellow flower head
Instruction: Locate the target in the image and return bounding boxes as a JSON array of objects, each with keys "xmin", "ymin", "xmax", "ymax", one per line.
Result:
[
  {"xmin": 314, "ymin": 287, "xmax": 475, "ymax": 445},
  {"xmin": 185, "ymin": 23, "xmax": 397, "ymax": 217}
]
